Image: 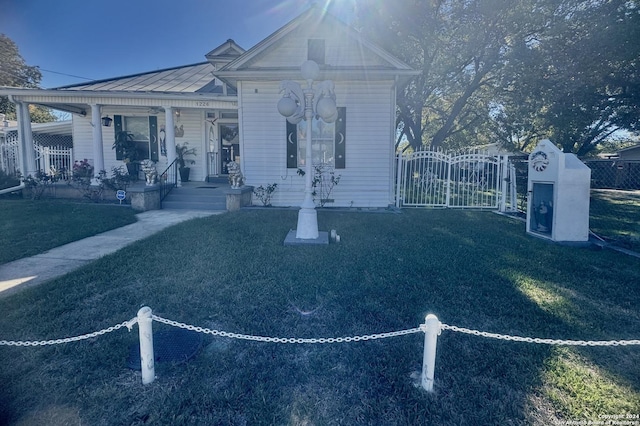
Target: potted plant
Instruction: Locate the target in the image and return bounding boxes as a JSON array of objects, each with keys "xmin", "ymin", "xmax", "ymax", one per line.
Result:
[
  {"xmin": 112, "ymin": 131, "xmax": 139, "ymax": 177},
  {"xmin": 176, "ymin": 142, "xmax": 196, "ymax": 182}
]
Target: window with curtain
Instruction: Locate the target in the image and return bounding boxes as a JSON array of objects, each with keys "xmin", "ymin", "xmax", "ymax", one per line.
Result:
[
  {"xmin": 286, "ymin": 107, "xmax": 346, "ymax": 169},
  {"xmin": 113, "ymin": 115, "xmax": 158, "ymax": 161}
]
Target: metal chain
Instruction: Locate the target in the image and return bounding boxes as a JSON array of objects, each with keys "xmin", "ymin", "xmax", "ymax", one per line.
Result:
[
  {"xmin": 440, "ymin": 323, "xmax": 640, "ymax": 347},
  {"xmin": 151, "ymin": 315, "xmax": 422, "ymax": 344},
  {"xmin": 2, "ymin": 314, "xmax": 638, "ymax": 349},
  {"xmin": 0, "ymin": 318, "xmax": 138, "ymax": 347}
]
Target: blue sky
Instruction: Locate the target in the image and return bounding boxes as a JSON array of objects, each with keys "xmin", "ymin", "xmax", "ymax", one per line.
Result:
[{"xmin": 1, "ymin": 0, "xmax": 357, "ymax": 89}]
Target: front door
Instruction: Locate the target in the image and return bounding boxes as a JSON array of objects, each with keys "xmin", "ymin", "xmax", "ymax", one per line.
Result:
[{"xmin": 220, "ymin": 123, "xmax": 239, "ymax": 174}]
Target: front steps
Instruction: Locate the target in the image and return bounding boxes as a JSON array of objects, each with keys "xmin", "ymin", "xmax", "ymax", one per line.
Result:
[{"xmin": 161, "ymin": 182, "xmax": 227, "ymax": 211}]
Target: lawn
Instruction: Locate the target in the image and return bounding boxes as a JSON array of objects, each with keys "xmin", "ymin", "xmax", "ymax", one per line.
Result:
[
  {"xmin": 0, "ymin": 199, "xmax": 138, "ymax": 264},
  {"xmin": 590, "ymin": 189, "xmax": 640, "ymax": 251},
  {"xmin": 0, "ymin": 209, "xmax": 639, "ymax": 425}
]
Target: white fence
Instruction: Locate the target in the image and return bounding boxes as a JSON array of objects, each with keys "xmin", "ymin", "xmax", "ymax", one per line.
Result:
[
  {"xmin": 0, "ymin": 130, "xmax": 73, "ymax": 180},
  {"xmin": 396, "ymin": 147, "xmax": 518, "ymax": 210},
  {"xmin": 2, "ymin": 307, "xmax": 638, "ymax": 391},
  {"xmin": 0, "ymin": 137, "xmax": 20, "ymax": 176}
]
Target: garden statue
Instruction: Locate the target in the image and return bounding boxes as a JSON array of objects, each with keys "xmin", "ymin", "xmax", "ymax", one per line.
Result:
[
  {"xmin": 227, "ymin": 161, "xmax": 244, "ymax": 189},
  {"xmin": 533, "ymin": 200, "xmax": 552, "ymax": 232},
  {"xmin": 140, "ymin": 160, "xmax": 157, "ymax": 186}
]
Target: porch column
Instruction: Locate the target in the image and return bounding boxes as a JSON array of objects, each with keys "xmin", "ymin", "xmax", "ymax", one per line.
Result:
[
  {"xmin": 14, "ymin": 101, "xmax": 36, "ymax": 177},
  {"xmin": 164, "ymin": 106, "xmax": 178, "ymax": 185},
  {"xmin": 91, "ymin": 104, "xmax": 106, "ymax": 183}
]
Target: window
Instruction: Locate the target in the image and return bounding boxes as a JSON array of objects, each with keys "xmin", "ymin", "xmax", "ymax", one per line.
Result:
[
  {"xmin": 286, "ymin": 107, "xmax": 346, "ymax": 169},
  {"xmin": 297, "ymin": 118, "xmax": 335, "ymax": 166},
  {"xmin": 124, "ymin": 117, "xmax": 149, "ymax": 141},
  {"xmin": 113, "ymin": 115, "xmax": 158, "ymax": 161},
  {"xmin": 308, "ymin": 39, "xmax": 325, "ymax": 64}
]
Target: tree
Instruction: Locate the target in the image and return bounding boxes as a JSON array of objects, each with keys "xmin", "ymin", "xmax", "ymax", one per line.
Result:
[
  {"xmin": 0, "ymin": 34, "xmax": 56, "ymax": 123},
  {"xmin": 358, "ymin": 0, "xmax": 639, "ymax": 156},
  {"xmin": 357, "ymin": 0, "xmax": 562, "ymax": 151},
  {"xmin": 494, "ymin": 0, "xmax": 640, "ymax": 155}
]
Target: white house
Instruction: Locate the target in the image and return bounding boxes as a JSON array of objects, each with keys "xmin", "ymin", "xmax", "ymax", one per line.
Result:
[{"xmin": 0, "ymin": 6, "xmax": 418, "ymax": 208}]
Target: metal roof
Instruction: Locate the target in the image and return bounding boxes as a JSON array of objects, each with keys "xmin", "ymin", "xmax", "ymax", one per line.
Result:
[{"xmin": 57, "ymin": 63, "xmax": 220, "ymax": 94}]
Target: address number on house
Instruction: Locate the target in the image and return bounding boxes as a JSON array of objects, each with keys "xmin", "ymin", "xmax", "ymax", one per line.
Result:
[{"xmin": 195, "ymin": 101, "xmax": 211, "ymax": 107}]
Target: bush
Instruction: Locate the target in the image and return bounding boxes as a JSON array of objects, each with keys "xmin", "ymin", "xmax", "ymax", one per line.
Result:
[{"xmin": 253, "ymin": 183, "xmax": 278, "ymax": 206}]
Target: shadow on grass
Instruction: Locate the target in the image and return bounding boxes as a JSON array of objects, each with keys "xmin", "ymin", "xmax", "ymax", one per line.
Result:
[{"xmin": 0, "ymin": 209, "xmax": 638, "ymax": 425}]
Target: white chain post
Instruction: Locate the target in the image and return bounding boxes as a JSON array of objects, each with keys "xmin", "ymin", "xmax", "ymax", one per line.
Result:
[
  {"xmin": 421, "ymin": 314, "xmax": 442, "ymax": 392},
  {"xmin": 137, "ymin": 307, "xmax": 155, "ymax": 385}
]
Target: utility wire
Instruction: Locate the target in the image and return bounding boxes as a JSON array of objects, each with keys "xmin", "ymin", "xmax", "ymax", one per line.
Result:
[{"xmin": 39, "ymin": 68, "xmax": 94, "ymax": 81}]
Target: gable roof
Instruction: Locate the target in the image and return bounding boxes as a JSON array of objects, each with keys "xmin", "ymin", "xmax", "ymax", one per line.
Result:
[
  {"xmin": 214, "ymin": 6, "xmax": 419, "ymax": 86},
  {"xmin": 56, "ymin": 63, "xmax": 220, "ymax": 94},
  {"xmin": 205, "ymin": 39, "xmax": 246, "ymax": 64}
]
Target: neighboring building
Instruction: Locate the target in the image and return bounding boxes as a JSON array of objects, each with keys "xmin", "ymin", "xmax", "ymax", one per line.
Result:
[
  {"xmin": 616, "ymin": 144, "xmax": 640, "ymax": 161},
  {"xmin": 0, "ymin": 6, "xmax": 418, "ymax": 207}
]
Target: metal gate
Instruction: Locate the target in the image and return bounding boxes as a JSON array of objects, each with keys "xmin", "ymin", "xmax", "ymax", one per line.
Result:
[{"xmin": 396, "ymin": 147, "xmax": 514, "ymax": 209}]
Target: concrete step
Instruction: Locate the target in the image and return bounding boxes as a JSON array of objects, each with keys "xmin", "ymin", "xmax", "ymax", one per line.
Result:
[
  {"xmin": 161, "ymin": 200, "xmax": 227, "ymax": 211},
  {"xmin": 161, "ymin": 183, "xmax": 227, "ymax": 211},
  {"xmin": 164, "ymin": 191, "xmax": 225, "ymax": 201},
  {"xmin": 206, "ymin": 176, "xmax": 230, "ymax": 184}
]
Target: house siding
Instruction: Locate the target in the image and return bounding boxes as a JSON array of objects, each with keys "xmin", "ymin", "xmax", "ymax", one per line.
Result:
[
  {"xmin": 172, "ymin": 110, "xmax": 205, "ymax": 181},
  {"xmin": 240, "ymin": 80, "xmax": 395, "ymax": 208},
  {"xmin": 247, "ymin": 24, "xmax": 389, "ymax": 69},
  {"xmin": 71, "ymin": 108, "xmax": 206, "ymax": 181}
]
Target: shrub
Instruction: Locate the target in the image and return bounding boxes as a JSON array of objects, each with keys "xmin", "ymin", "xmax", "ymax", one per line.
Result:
[{"xmin": 253, "ymin": 183, "xmax": 278, "ymax": 206}]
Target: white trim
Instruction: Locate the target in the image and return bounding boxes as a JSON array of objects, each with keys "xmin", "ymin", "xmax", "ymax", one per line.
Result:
[
  {"xmin": 0, "ymin": 88, "xmax": 238, "ymax": 105},
  {"xmin": 237, "ymin": 81, "xmax": 245, "ymax": 175},
  {"xmin": 388, "ymin": 81, "xmax": 397, "ymax": 205}
]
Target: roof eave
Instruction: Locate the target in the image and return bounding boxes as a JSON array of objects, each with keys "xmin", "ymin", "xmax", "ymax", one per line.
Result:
[
  {"xmin": 0, "ymin": 87, "xmax": 238, "ymax": 102},
  {"xmin": 214, "ymin": 68, "xmax": 420, "ymax": 80}
]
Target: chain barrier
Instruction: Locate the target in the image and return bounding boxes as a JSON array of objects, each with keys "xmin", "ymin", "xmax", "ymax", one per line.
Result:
[
  {"xmin": 151, "ymin": 315, "xmax": 422, "ymax": 344},
  {"xmin": 440, "ymin": 323, "xmax": 640, "ymax": 347},
  {"xmin": 0, "ymin": 318, "xmax": 138, "ymax": 347},
  {"xmin": 2, "ymin": 314, "xmax": 639, "ymax": 349}
]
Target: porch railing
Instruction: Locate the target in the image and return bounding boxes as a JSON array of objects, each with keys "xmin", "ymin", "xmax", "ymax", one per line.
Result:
[
  {"xmin": 159, "ymin": 159, "xmax": 178, "ymax": 205},
  {"xmin": 207, "ymin": 152, "xmax": 219, "ymax": 177}
]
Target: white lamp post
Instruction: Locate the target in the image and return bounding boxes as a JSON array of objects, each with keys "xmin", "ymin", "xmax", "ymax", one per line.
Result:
[{"xmin": 278, "ymin": 60, "xmax": 337, "ymax": 240}]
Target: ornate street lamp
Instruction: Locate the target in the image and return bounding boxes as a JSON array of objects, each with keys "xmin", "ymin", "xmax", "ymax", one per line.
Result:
[{"xmin": 278, "ymin": 60, "xmax": 337, "ymax": 240}]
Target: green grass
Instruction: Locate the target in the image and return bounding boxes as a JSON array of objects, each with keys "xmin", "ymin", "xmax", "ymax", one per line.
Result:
[
  {"xmin": 590, "ymin": 190, "xmax": 640, "ymax": 251},
  {"xmin": 0, "ymin": 209, "xmax": 639, "ymax": 425},
  {"xmin": 0, "ymin": 199, "xmax": 138, "ymax": 264}
]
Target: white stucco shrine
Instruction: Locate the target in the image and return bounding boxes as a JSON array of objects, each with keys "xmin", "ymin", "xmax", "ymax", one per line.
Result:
[{"xmin": 526, "ymin": 139, "xmax": 591, "ymax": 242}]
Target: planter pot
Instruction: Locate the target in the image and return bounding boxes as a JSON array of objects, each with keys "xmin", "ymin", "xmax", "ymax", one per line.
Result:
[
  {"xmin": 179, "ymin": 167, "xmax": 191, "ymax": 182},
  {"xmin": 126, "ymin": 162, "xmax": 138, "ymax": 180}
]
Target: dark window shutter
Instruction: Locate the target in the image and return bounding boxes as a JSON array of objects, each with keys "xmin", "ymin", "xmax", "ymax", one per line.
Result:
[
  {"xmin": 334, "ymin": 107, "xmax": 346, "ymax": 169},
  {"xmin": 149, "ymin": 116, "xmax": 158, "ymax": 161},
  {"xmin": 286, "ymin": 120, "xmax": 298, "ymax": 169},
  {"xmin": 113, "ymin": 115, "xmax": 123, "ymax": 160}
]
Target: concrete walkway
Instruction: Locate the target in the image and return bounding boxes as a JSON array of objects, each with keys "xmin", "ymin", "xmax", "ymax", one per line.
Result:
[{"xmin": 0, "ymin": 210, "xmax": 222, "ymax": 299}]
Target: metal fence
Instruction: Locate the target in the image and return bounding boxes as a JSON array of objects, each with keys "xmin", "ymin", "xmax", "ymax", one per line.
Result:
[
  {"xmin": 584, "ymin": 159, "xmax": 640, "ymax": 190},
  {"xmin": 396, "ymin": 148, "xmax": 517, "ymax": 211}
]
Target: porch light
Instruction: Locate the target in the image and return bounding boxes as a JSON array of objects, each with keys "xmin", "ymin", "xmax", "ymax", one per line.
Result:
[
  {"xmin": 101, "ymin": 116, "xmax": 113, "ymax": 127},
  {"xmin": 278, "ymin": 60, "xmax": 337, "ymax": 241}
]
